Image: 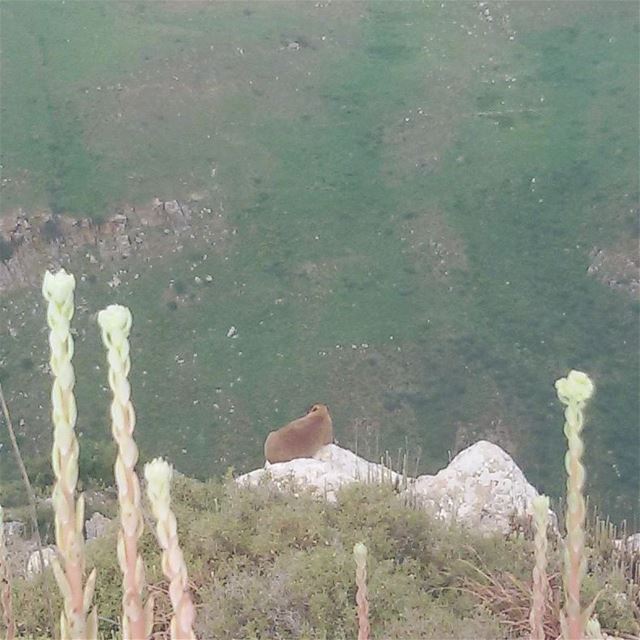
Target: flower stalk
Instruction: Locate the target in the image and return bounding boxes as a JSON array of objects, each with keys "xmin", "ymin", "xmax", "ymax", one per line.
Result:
[
  {"xmin": 145, "ymin": 459, "xmax": 196, "ymax": 640},
  {"xmin": 529, "ymin": 494, "xmax": 549, "ymax": 640},
  {"xmin": 42, "ymin": 269, "xmax": 97, "ymax": 639},
  {"xmin": 98, "ymin": 305, "xmax": 153, "ymax": 639},
  {"xmin": 555, "ymin": 370, "xmax": 594, "ymax": 640},
  {"xmin": 353, "ymin": 542, "xmax": 370, "ymax": 640}
]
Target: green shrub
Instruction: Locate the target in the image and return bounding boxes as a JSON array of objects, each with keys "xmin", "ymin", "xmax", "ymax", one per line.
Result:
[{"xmin": 10, "ymin": 474, "xmax": 638, "ymax": 639}]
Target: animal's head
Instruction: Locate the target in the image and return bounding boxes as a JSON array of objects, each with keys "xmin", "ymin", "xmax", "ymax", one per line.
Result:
[{"xmin": 306, "ymin": 403, "xmax": 330, "ymax": 420}]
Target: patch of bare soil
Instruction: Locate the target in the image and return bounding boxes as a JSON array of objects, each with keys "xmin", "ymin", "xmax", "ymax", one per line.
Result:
[
  {"xmin": 157, "ymin": 0, "xmax": 215, "ymax": 11},
  {"xmin": 399, "ymin": 208, "xmax": 469, "ymax": 282},
  {"xmin": 588, "ymin": 237, "xmax": 639, "ymax": 299},
  {"xmin": 83, "ymin": 1, "xmax": 366, "ymax": 151},
  {"xmin": 380, "ymin": 3, "xmax": 522, "ymax": 185},
  {"xmin": 289, "ymin": 254, "xmax": 363, "ymax": 302}
]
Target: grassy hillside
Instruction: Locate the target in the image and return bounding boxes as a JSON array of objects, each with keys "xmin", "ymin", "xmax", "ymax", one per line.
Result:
[
  {"xmin": 10, "ymin": 480, "xmax": 640, "ymax": 639},
  {"xmin": 0, "ymin": 1, "xmax": 638, "ymax": 522}
]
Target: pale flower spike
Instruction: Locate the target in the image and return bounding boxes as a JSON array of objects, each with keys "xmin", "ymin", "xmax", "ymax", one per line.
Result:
[
  {"xmin": 42, "ymin": 269, "xmax": 98, "ymax": 639},
  {"xmin": 98, "ymin": 304, "xmax": 153, "ymax": 640},
  {"xmin": 145, "ymin": 458, "xmax": 196, "ymax": 640},
  {"xmin": 353, "ymin": 542, "xmax": 370, "ymax": 640},
  {"xmin": 42, "ymin": 269, "xmax": 76, "ymax": 322},
  {"xmin": 555, "ymin": 370, "xmax": 594, "ymax": 407},
  {"xmin": 555, "ymin": 369, "xmax": 595, "ymax": 640},
  {"xmin": 529, "ymin": 494, "xmax": 550, "ymax": 640}
]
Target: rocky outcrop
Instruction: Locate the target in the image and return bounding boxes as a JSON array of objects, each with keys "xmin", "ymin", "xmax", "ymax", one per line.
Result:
[
  {"xmin": 615, "ymin": 533, "xmax": 640, "ymax": 553},
  {"xmin": 588, "ymin": 242, "xmax": 640, "ymax": 299},
  {"xmin": 1, "ymin": 520, "xmax": 25, "ymax": 538},
  {"xmin": 0, "ymin": 198, "xmax": 201, "ymax": 293},
  {"xmin": 412, "ymin": 440, "xmax": 541, "ymax": 535},
  {"xmin": 17, "ymin": 513, "xmax": 113, "ymax": 580},
  {"xmin": 26, "ymin": 546, "xmax": 56, "ymax": 577},
  {"xmin": 237, "ymin": 440, "xmax": 549, "ymax": 536},
  {"xmin": 239, "ymin": 444, "xmax": 402, "ymax": 502},
  {"xmin": 85, "ymin": 512, "xmax": 111, "ymax": 540}
]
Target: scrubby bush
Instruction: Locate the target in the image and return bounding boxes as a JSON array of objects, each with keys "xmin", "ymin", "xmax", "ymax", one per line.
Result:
[
  {"xmin": 7, "ymin": 460, "xmax": 640, "ymax": 639},
  {"xmin": 168, "ymin": 480, "xmax": 515, "ymax": 640}
]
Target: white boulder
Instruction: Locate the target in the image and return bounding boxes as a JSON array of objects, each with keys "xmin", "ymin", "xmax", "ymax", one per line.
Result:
[
  {"xmin": 2, "ymin": 520, "xmax": 25, "ymax": 538},
  {"xmin": 237, "ymin": 440, "xmax": 546, "ymax": 535},
  {"xmin": 26, "ymin": 546, "xmax": 57, "ymax": 576},
  {"xmin": 412, "ymin": 440, "xmax": 541, "ymax": 535},
  {"xmin": 614, "ymin": 532, "xmax": 640, "ymax": 553},
  {"xmin": 237, "ymin": 444, "xmax": 400, "ymax": 501},
  {"xmin": 85, "ymin": 512, "xmax": 111, "ymax": 540}
]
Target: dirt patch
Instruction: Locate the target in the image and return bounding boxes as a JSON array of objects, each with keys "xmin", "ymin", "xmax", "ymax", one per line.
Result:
[
  {"xmin": 290, "ymin": 254, "xmax": 364, "ymax": 302},
  {"xmin": 156, "ymin": 0, "xmax": 215, "ymax": 12},
  {"xmin": 80, "ymin": 3, "xmax": 361, "ymax": 156},
  {"xmin": 588, "ymin": 236, "xmax": 639, "ymax": 299},
  {"xmin": 382, "ymin": 110, "xmax": 454, "ymax": 186},
  {"xmin": 399, "ymin": 208, "xmax": 469, "ymax": 282}
]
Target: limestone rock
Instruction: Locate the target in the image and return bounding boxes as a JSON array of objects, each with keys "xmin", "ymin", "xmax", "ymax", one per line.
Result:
[
  {"xmin": 162, "ymin": 199, "xmax": 191, "ymax": 231},
  {"xmin": 26, "ymin": 547, "xmax": 56, "ymax": 576},
  {"xmin": 2, "ymin": 520, "xmax": 25, "ymax": 538},
  {"xmin": 237, "ymin": 440, "xmax": 547, "ymax": 536},
  {"xmin": 412, "ymin": 440, "xmax": 541, "ymax": 535},
  {"xmin": 614, "ymin": 532, "xmax": 640, "ymax": 553},
  {"xmin": 85, "ymin": 511, "xmax": 111, "ymax": 540},
  {"xmin": 163, "ymin": 199, "xmax": 182, "ymax": 216},
  {"xmin": 237, "ymin": 443, "xmax": 400, "ymax": 502}
]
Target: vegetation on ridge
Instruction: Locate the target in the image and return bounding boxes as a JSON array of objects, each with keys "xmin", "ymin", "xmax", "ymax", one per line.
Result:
[{"xmin": 6, "ymin": 479, "xmax": 639, "ymax": 639}]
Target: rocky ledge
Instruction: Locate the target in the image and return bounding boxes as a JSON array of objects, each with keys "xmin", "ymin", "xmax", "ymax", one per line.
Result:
[{"xmin": 237, "ymin": 440, "xmax": 552, "ymax": 536}]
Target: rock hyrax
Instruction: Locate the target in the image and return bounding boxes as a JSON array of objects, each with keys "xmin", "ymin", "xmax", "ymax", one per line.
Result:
[{"xmin": 264, "ymin": 403, "xmax": 333, "ymax": 463}]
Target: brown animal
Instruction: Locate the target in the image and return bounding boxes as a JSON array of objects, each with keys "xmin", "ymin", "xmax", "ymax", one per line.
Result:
[{"xmin": 264, "ymin": 404, "xmax": 333, "ymax": 463}]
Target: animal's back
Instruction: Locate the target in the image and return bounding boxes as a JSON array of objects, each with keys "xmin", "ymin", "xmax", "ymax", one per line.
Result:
[{"xmin": 264, "ymin": 404, "xmax": 333, "ymax": 463}]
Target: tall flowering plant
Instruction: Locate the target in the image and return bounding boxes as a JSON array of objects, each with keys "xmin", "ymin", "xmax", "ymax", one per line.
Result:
[
  {"xmin": 99, "ymin": 305, "xmax": 153, "ymax": 639},
  {"xmin": 145, "ymin": 459, "xmax": 196, "ymax": 640},
  {"xmin": 555, "ymin": 370, "xmax": 596, "ymax": 640},
  {"xmin": 529, "ymin": 494, "xmax": 550, "ymax": 640},
  {"xmin": 42, "ymin": 270, "xmax": 97, "ymax": 639},
  {"xmin": 353, "ymin": 542, "xmax": 370, "ymax": 640}
]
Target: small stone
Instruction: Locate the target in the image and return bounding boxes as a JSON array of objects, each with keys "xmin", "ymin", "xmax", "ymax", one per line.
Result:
[
  {"xmin": 85, "ymin": 512, "xmax": 111, "ymax": 540},
  {"xmin": 3, "ymin": 520, "xmax": 25, "ymax": 538},
  {"xmin": 26, "ymin": 547, "xmax": 57, "ymax": 577},
  {"xmin": 163, "ymin": 200, "xmax": 181, "ymax": 216}
]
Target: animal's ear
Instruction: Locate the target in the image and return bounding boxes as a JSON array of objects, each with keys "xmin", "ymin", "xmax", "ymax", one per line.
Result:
[{"xmin": 308, "ymin": 404, "xmax": 319, "ymax": 413}]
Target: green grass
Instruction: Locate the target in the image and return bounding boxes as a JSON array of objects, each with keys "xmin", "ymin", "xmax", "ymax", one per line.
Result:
[{"xmin": 0, "ymin": 1, "xmax": 638, "ymax": 522}]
